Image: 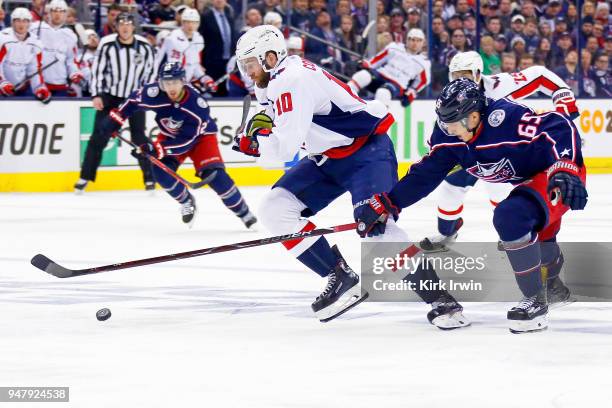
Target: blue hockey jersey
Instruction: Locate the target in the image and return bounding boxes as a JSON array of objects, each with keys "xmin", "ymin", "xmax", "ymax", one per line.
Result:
[
  {"xmin": 388, "ymin": 98, "xmax": 584, "ymax": 209},
  {"xmin": 112, "ymin": 82, "xmax": 218, "ymax": 156}
]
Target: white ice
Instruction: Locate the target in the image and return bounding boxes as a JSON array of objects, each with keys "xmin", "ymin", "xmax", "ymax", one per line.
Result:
[{"xmin": 1, "ymin": 175, "xmax": 612, "ymax": 407}]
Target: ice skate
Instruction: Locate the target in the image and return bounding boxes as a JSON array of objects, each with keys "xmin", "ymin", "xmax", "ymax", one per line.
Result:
[
  {"xmin": 180, "ymin": 194, "xmax": 197, "ymax": 228},
  {"xmin": 419, "ymin": 218, "xmax": 463, "ymax": 253},
  {"xmin": 240, "ymin": 211, "xmax": 258, "ymax": 229},
  {"xmin": 74, "ymin": 178, "xmax": 88, "ymax": 195},
  {"xmin": 427, "ymin": 292, "xmax": 471, "ymax": 330},
  {"xmin": 547, "ymin": 276, "xmax": 573, "ymax": 309},
  {"xmin": 312, "ymin": 245, "xmax": 368, "ymax": 322},
  {"xmin": 508, "ymin": 289, "xmax": 548, "ymax": 334}
]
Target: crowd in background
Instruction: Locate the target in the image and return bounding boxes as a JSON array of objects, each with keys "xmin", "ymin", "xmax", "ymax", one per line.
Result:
[{"xmin": 0, "ymin": 0, "xmax": 610, "ymax": 98}]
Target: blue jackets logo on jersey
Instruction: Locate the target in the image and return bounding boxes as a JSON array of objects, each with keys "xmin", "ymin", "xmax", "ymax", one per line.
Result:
[
  {"xmin": 466, "ymin": 158, "xmax": 520, "ymax": 183},
  {"xmin": 160, "ymin": 117, "xmax": 184, "ymax": 135}
]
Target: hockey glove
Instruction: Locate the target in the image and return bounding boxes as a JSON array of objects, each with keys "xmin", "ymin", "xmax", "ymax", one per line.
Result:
[
  {"xmin": 547, "ymin": 161, "xmax": 587, "ymax": 210},
  {"xmin": 70, "ymin": 71, "xmax": 85, "ymax": 85},
  {"xmin": 552, "ymin": 88, "xmax": 579, "ymax": 120},
  {"xmin": 198, "ymin": 75, "xmax": 218, "ymax": 93},
  {"xmin": 356, "ymin": 193, "xmax": 400, "ymax": 238},
  {"xmin": 401, "ymin": 88, "xmax": 417, "ymax": 107},
  {"xmin": 34, "ymin": 86, "xmax": 51, "ymax": 104},
  {"xmin": 0, "ymin": 81, "xmax": 15, "ymax": 96},
  {"xmin": 134, "ymin": 141, "xmax": 166, "ymax": 160},
  {"xmin": 246, "ymin": 112, "xmax": 274, "ymax": 137},
  {"xmin": 232, "ymin": 129, "xmax": 271, "ymax": 157}
]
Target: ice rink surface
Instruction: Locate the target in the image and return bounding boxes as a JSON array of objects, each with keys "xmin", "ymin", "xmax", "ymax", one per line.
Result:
[{"xmin": 2, "ymin": 175, "xmax": 612, "ymax": 407}]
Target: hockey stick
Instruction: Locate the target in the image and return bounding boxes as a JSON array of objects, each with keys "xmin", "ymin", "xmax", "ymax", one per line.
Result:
[
  {"xmin": 114, "ymin": 133, "xmax": 208, "ymax": 190},
  {"xmin": 236, "ymin": 94, "xmax": 252, "ymax": 135},
  {"xmin": 31, "ymin": 222, "xmax": 358, "ymax": 278},
  {"xmin": 6, "ymin": 58, "xmax": 60, "ymax": 92}
]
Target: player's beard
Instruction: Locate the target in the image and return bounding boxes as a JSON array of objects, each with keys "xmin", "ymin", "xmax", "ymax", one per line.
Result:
[{"xmin": 256, "ymin": 72, "xmax": 271, "ymax": 89}]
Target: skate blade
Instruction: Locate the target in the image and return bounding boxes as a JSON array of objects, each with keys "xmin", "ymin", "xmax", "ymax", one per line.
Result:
[
  {"xmin": 548, "ymin": 297, "xmax": 575, "ymax": 310},
  {"xmin": 317, "ymin": 287, "xmax": 369, "ymax": 323},
  {"xmin": 508, "ymin": 315, "xmax": 548, "ymax": 334},
  {"xmin": 74, "ymin": 189, "xmax": 84, "ymax": 196},
  {"xmin": 431, "ymin": 311, "xmax": 471, "ymax": 330}
]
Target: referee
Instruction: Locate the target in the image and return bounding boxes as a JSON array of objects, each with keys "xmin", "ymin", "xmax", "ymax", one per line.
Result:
[{"xmin": 75, "ymin": 12, "xmax": 156, "ymax": 193}]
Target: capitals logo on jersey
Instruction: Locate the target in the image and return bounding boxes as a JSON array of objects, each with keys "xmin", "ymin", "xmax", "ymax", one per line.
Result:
[
  {"xmin": 466, "ymin": 158, "xmax": 521, "ymax": 183},
  {"xmin": 160, "ymin": 117, "xmax": 184, "ymax": 136}
]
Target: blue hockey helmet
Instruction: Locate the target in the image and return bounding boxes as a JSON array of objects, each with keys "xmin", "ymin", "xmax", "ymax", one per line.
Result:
[
  {"xmin": 435, "ymin": 78, "xmax": 486, "ymax": 129},
  {"xmin": 159, "ymin": 62, "xmax": 186, "ymax": 81}
]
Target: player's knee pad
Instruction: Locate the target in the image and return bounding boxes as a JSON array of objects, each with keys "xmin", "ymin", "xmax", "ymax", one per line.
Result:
[
  {"xmin": 484, "ymin": 182, "xmax": 512, "ymax": 206},
  {"xmin": 374, "ymin": 87, "xmax": 392, "ymax": 107},
  {"xmin": 493, "ymin": 195, "xmax": 541, "ymax": 242},
  {"xmin": 197, "ymin": 167, "xmax": 219, "ymax": 184},
  {"xmin": 437, "ymin": 180, "xmax": 470, "ymax": 219},
  {"xmin": 349, "ymin": 69, "xmax": 372, "ymax": 91},
  {"xmin": 259, "ymin": 187, "xmax": 308, "ymax": 234}
]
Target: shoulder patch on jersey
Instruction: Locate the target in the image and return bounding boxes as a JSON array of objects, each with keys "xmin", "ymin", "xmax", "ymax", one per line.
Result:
[
  {"xmin": 488, "ymin": 109, "xmax": 506, "ymax": 127},
  {"xmin": 197, "ymin": 97, "xmax": 208, "ymax": 109},
  {"xmin": 147, "ymin": 86, "xmax": 160, "ymax": 97}
]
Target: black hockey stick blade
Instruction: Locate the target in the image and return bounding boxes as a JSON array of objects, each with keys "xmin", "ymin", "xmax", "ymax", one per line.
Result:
[
  {"xmin": 31, "ymin": 254, "xmax": 75, "ymax": 278},
  {"xmin": 236, "ymin": 94, "xmax": 252, "ymax": 135},
  {"xmin": 31, "ymin": 222, "xmax": 358, "ymax": 278}
]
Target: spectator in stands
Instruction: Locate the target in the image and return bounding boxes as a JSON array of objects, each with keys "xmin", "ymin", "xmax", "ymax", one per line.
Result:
[
  {"xmin": 336, "ymin": 14, "xmax": 360, "ymax": 65},
  {"xmin": 585, "ymin": 35, "xmax": 599, "ymax": 58},
  {"xmin": 311, "ymin": 0, "xmax": 328, "ymax": 15},
  {"xmin": 501, "ymin": 52, "xmax": 517, "ymax": 73},
  {"xmin": 431, "ymin": 16, "xmax": 447, "ymax": 61},
  {"xmin": 589, "ymin": 52, "xmax": 611, "ymax": 97},
  {"xmin": 263, "ymin": 12, "xmax": 283, "ymax": 29},
  {"xmin": 333, "ymin": 0, "xmax": 351, "ymax": 27},
  {"xmin": 148, "ymin": 0, "xmax": 175, "ymax": 25},
  {"xmin": 200, "ymin": 0, "xmax": 236, "ymax": 96},
  {"xmin": 510, "ymin": 35, "xmax": 526, "ymax": 60},
  {"xmin": 518, "ymin": 54, "xmax": 534, "ymax": 71},
  {"xmin": 377, "ymin": 15, "xmax": 390, "ymax": 34},
  {"xmin": 566, "ymin": 3, "xmax": 578, "ymax": 32},
  {"xmin": 595, "ymin": 2, "xmax": 611, "ymax": 26},
  {"xmin": 306, "ymin": 10, "xmax": 340, "ymax": 67},
  {"xmin": 605, "ymin": 36, "xmax": 612, "ymax": 62},
  {"xmin": 538, "ymin": 20, "xmax": 553, "ymax": 41},
  {"xmin": 256, "ymin": 0, "xmax": 284, "ymax": 21},
  {"xmin": 100, "ymin": 4, "xmax": 122, "ymax": 36},
  {"xmin": 463, "ymin": 13, "xmax": 477, "ymax": 47},
  {"xmin": 534, "ymin": 37, "xmax": 553, "ymax": 66},
  {"xmin": 580, "ymin": 49, "xmax": 597, "ymax": 96},
  {"xmin": 30, "ymin": 0, "xmax": 46, "ymax": 22},
  {"xmin": 541, "ymin": 1, "xmax": 563, "ymax": 30},
  {"xmin": 0, "ymin": 8, "xmax": 6, "ymax": 30},
  {"xmin": 484, "ymin": 16, "xmax": 502, "ymax": 38},
  {"xmin": 480, "ymin": 35, "xmax": 501, "ymax": 75},
  {"xmin": 241, "ymin": 8, "xmax": 262, "ymax": 33},
  {"xmin": 519, "ymin": 0, "xmax": 538, "ymax": 21},
  {"xmin": 351, "ymin": 0, "xmax": 369, "ymax": 32},
  {"xmin": 551, "ymin": 31, "xmax": 573, "ymax": 68},
  {"xmin": 389, "ymin": 8, "xmax": 406, "ymax": 43},
  {"xmin": 498, "ymin": 0, "xmax": 513, "ymax": 27},
  {"xmin": 432, "ymin": 0, "xmax": 444, "ymax": 19},
  {"xmin": 523, "ymin": 18, "xmax": 540, "ymax": 54},
  {"xmin": 593, "ymin": 22, "xmax": 606, "ymax": 48},
  {"xmin": 506, "ymin": 14, "xmax": 525, "ymax": 44},
  {"xmin": 376, "ymin": 0, "xmax": 385, "ymax": 17},
  {"xmin": 454, "ymin": 0, "xmax": 471, "ymax": 17},
  {"xmin": 291, "ymin": 0, "xmax": 314, "ymax": 31},
  {"xmin": 554, "ymin": 49, "xmax": 579, "ymax": 95},
  {"xmin": 552, "ymin": 17, "xmax": 569, "ymax": 43},
  {"xmin": 579, "ymin": 16, "xmax": 595, "ymax": 48},
  {"xmin": 479, "ymin": 0, "xmax": 498, "ymax": 25},
  {"xmin": 582, "ymin": 1, "xmax": 597, "ymax": 19},
  {"xmin": 441, "ymin": 28, "xmax": 469, "ymax": 67},
  {"xmin": 446, "ymin": 14, "xmax": 463, "ymax": 32},
  {"xmin": 406, "ymin": 8, "xmax": 424, "ymax": 32},
  {"xmin": 494, "ymin": 34, "xmax": 507, "ymax": 54}
]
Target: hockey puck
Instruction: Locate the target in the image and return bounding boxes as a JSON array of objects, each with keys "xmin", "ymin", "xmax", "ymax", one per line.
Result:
[{"xmin": 96, "ymin": 308, "xmax": 111, "ymax": 321}]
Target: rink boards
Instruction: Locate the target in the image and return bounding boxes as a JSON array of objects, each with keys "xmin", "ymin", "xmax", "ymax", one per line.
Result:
[{"xmin": 0, "ymin": 98, "xmax": 610, "ymax": 192}]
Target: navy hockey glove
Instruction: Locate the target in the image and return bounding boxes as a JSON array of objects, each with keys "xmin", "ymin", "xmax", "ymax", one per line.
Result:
[
  {"xmin": 356, "ymin": 193, "xmax": 400, "ymax": 238},
  {"xmin": 547, "ymin": 162, "xmax": 587, "ymax": 210}
]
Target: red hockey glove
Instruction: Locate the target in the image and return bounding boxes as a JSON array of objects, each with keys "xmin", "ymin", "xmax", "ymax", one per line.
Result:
[
  {"xmin": 552, "ymin": 88, "xmax": 579, "ymax": 120},
  {"xmin": 34, "ymin": 86, "xmax": 51, "ymax": 104},
  {"xmin": 0, "ymin": 80, "xmax": 15, "ymax": 96},
  {"xmin": 546, "ymin": 161, "xmax": 587, "ymax": 210},
  {"xmin": 356, "ymin": 193, "xmax": 400, "ymax": 238},
  {"xmin": 199, "ymin": 75, "xmax": 218, "ymax": 93},
  {"xmin": 135, "ymin": 141, "xmax": 166, "ymax": 160},
  {"xmin": 232, "ymin": 129, "xmax": 271, "ymax": 157},
  {"xmin": 70, "ymin": 71, "xmax": 85, "ymax": 85}
]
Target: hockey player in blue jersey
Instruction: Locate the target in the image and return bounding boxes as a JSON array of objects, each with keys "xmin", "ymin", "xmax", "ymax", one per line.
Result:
[
  {"xmin": 357, "ymin": 78, "xmax": 587, "ymax": 333},
  {"xmin": 233, "ymin": 25, "xmax": 469, "ymax": 327},
  {"xmin": 100, "ymin": 62, "xmax": 257, "ymax": 229}
]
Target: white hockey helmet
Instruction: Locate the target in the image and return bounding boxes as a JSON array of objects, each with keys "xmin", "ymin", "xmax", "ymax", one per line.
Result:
[
  {"xmin": 11, "ymin": 7, "xmax": 32, "ymax": 21},
  {"xmin": 448, "ymin": 51, "xmax": 484, "ymax": 84},
  {"xmin": 263, "ymin": 11, "xmax": 283, "ymax": 27},
  {"xmin": 236, "ymin": 25, "xmax": 288, "ymax": 73},
  {"xmin": 406, "ymin": 28, "xmax": 425, "ymax": 41},
  {"xmin": 48, "ymin": 0, "xmax": 68, "ymax": 11},
  {"xmin": 181, "ymin": 8, "xmax": 200, "ymax": 23}
]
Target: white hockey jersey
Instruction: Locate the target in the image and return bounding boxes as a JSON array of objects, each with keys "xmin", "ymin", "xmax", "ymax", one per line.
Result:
[
  {"xmin": 258, "ymin": 56, "xmax": 393, "ymax": 162},
  {"xmin": 482, "ymin": 66, "xmax": 571, "ymax": 100},
  {"xmin": 363, "ymin": 42, "xmax": 431, "ymax": 93},
  {"xmin": 29, "ymin": 22, "xmax": 79, "ymax": 85},
  {"xmin": 155, "ymin": 28, "xmax": 205, "ymax": 82},
  {"xmin": 0, "ymin": 28, "xmax": 44, "ymax": 91}
]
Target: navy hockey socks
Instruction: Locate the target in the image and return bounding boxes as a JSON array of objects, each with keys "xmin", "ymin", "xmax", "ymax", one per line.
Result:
[
  {"xmin": 296, "ymin": 237, "xmax": 338, "ymax": 278},
  {"xmin": 208, "ymin": 169, "xmax": 249, "ymax": 217}
]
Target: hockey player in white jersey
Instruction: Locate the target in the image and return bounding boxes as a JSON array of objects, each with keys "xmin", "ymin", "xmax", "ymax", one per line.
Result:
[
  {"xmin": 348, "ymin": 28, "xmax": 431, "ymax": 107},
  {"xmin": 233, "ymin": 25, "xmax": 469, "ymax": 329},
  {"xmin": 421, "ymin": 51, "xmax": 580, "ymax": 252},
  {"xmin": 0, "ymin": 7, "xmax": 50, "ymax": 102},
  {"xmin": 76, "ymin": 29, "xmax": 99, "ymax": 97},
  {"xmin": 154, "ymin": 8, "xmax": 216, "ymax": 93},
  {"xmin": 30, "ymin": 0, "xmax": 83, "ymax": 97}
]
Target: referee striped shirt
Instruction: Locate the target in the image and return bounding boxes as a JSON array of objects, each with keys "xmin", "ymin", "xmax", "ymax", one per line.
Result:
[{"xmin": 90, "ymin": 33, "xmax": 156, "ymax": 98}]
